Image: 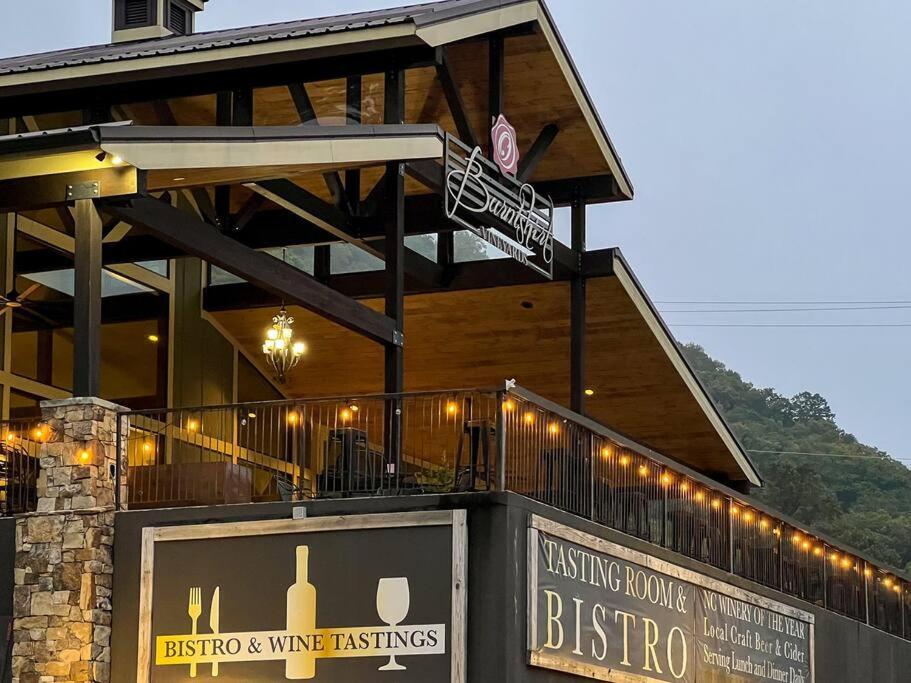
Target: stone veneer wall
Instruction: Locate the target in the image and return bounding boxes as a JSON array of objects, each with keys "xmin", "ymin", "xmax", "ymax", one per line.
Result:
[{"xmin": 11, "ymin": 398, "xmax": 127, "ymax": 683}]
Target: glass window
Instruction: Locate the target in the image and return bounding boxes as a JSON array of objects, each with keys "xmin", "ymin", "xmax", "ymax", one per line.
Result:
[
  {"xmin": 405, "ymin": 234, "xmax": 438, "ymax": 262},
  {"xmin": 454, "ymin": 230, "xmax": 504, "ymax": 262},
  {"xmin": 330, "ymin": 243, "xmax": 384, "ymax": 274}
]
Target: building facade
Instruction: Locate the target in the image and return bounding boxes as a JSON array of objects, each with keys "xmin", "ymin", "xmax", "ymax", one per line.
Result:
[{"xmin": 0, "ymin": 1, "xmax": 906, "ymax": 681}]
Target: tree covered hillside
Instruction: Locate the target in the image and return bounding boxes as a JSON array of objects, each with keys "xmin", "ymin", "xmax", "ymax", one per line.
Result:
[{"xmin": 681, "ymin": 343, "xmax": 911, "ymax": 574}]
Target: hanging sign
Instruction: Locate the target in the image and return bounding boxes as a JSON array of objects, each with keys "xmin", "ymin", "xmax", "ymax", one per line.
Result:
[
  {"xmin": 444, "ymin": 132, "xmax": 554, "ymax": 279},
  {"xmin": 528, "ymin": 516, "xmax": 814, "ymax": 683},
  {"xmin": 137, "ymin": 511, "xmax": 466, "ymax": 682},
  {"xmin": 490, "ymin": 114, "xmax": 519, "ymax": 177}
]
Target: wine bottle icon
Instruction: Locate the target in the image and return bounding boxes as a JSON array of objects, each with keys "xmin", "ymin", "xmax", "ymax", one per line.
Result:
[
  {"xmin": 286, "ymin": 546, "xmax": 317, "ymax": 679},
  {"xmin": 376, "ymin": 577, "xmax": 410, "ymax": 671}
]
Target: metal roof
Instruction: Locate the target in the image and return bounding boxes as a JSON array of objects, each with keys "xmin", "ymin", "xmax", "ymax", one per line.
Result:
[{"xmin": 0, "ymin": 0, "xmax": 515, "ymax": 75}]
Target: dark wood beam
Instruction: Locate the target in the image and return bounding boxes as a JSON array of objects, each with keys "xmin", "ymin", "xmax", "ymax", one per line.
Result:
[
  {"xmin": 435, "ymin": 46, "xmax": 478, "ymax": 148},
  {"xmin": 488, "ymin": 34, "xmax": 505, "ymax": 157},
  {"xmin": 345, "ymin": 76, "xmax": 362, "ymax": 215},
  {"xmin": 533, "ymin": 174, "xmax": 625, "ymax": 206},
  {"xmin": 73, "ymin": 199, "xmax": 102, "ymax": 396},
  {"xmin": 100, "ymin": 195, "xmax": 398, "ymax": 345},
  {"xmin": 570, "ymin": 196, "xmax": 586, "ymax": 414},
  {"xmin": 517, "ymin": 123, "xmax": 560, "ymax": 182},
  {"xmin": 249, "ymin": 179, "xmax": 443, "ymax": 286},
  {"xmin": 287, "ymin": 83, "xmax": 317, "ymax": 124},
  {"xmin": 203, "ymin": 248, "xmax": 620, "ymax": 312},
  {"xmin": 231, "ymin": 194, "xmax": 267, "ymax": 233},
  {"xmin": 384, "ymin": 65, "xmax": 406, "ymax": 479},
  {"xmin": 287, "ymin": 81, "xmax": 349, "ymax": 212},
  {"xmin": 0, "ymin": 167, "xmax": 144, "ymax": 212}
]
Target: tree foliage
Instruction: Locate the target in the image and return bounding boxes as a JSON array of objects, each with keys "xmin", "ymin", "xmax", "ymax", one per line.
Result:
[{"xmin": 682, "ymin": 343, "xmax": 911, "ymax": 574}]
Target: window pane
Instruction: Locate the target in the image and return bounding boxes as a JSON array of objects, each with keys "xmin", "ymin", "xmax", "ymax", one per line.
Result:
[
  {"xmin": 405, "ymin": 234, "xmax": 438, "ymax": 262},
  {"xmin": 331, "ymin": 243, "xmax": 383, "ymax": 274},
  {"xmin": 454, "ymin": 231, "xmax": 504, "ymax": 262}
]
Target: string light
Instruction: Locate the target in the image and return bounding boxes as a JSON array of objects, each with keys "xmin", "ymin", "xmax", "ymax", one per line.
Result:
[
  {"xmin": 523, "ymin": 412, "xmax": 535, "ymax": 425},
  {"xmin": 547, "ymin": 422, "xmax": 560, "ymax": 435},
  {"xmin": 695, "ymin": 490, "xmax": 705, "ymax": 503},
  {"xmin": 864, "ymin": 567, "xmax": 873, "ymax": 578},
  {"xmin": 601, "ymin": 446, "xmax": 613, "ymax": 460},
  {"xmin": 711, "ymin": 498, "xmax": 722, "ymax": 510},
  {"xmin": 730, "ymin": 505, "xmax": 739, "ymax": 516},
  {"xmin": 619, "ymin": 454, "xmax": 631, "ymax": 467},
  {"xmin": 638, "ymin": 464, "xmax": 649, "ymax": 478},
  {"xmin": 186, "ymin": 419, "xmax": 198, "ymax": 433},
  {"xmin": 812, "ymin": 545, "xmax": 821, "ymax": 556},
  {"xmin": 660, "ymin": 472, "xmax": 673, "ymax": 487},
  {"xmin": 503, "ymin": 398, "xmax": 516, "ymax": 412},
  {"xmin": 340, "ymin": 407, "xmax": 352, "ymax": 422},
  {"xmin": 446, "ymin": 401, "xmax": 459, "ymax": 416},
  {"xmin": 142, "ymin": 441, "xmax": 154, "ymax": 455},
  {"xmin": 792, "ymin": 533, "xmax": 802, "ymax": 545},
  {"xmin": 841, "ymin": 557, "xmax": 852, "ymax": 570},
  {"xmin": 287, "ymin": 412, "xmax": 299, "ymax": 426},
  {"xmin": 4, "ymin": 432, "xmax": 14, "ymax": 443},
  {"xmin": 742, "ymin": 510, "xmax": 753, "ymax": 522},
  {"xmin": 680, "ymin": 481, "xmax": 689, "ymax": 493},
  {"xmin": 801, "ymin": 540, "xmax": 811, "ymax": 551}
]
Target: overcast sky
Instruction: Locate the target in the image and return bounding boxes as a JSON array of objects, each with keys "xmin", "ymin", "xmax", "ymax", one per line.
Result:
[{"xmin": 3, "ymin": 1, "xmax": 910, "ymax": 463}]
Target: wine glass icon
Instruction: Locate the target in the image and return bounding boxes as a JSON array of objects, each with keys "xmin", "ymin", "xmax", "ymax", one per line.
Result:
[{"xmin": 376, "ymin": 577, "xmax": 410, "ymax": 671}]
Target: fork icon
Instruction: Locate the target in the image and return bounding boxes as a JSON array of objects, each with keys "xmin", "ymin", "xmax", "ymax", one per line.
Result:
[{"xmin": 187, "ymin": 587, "xmax": 202, "ymax": 678}]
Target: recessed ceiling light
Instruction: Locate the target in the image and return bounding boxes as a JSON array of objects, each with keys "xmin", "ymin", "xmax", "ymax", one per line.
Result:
[
  {"xmin": 584, "ymin": 388, "xmax": 595, "ymax": 396},
  {"xmin": 173, "ymin": 177, "xmax": 187, "ymax": 182},
  {"xmin": 147, "ymin": 334, "xmax": 159, "ymax": 343}
]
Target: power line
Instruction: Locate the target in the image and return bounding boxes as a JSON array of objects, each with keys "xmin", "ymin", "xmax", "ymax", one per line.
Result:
[
  {"xmin": 670, "ymin": 323, "xmax": 911, "ymax": 328},
  {"xmin": 655, "ymin": 300, "xmax": 911, "ymax": 305},
  {"xmin": 749, "ymin": 449, "xmax": 911, "ymax": 463},
  {"xmin": 660, "ymin": 304, "xmax": 911, "ymax": 313}
]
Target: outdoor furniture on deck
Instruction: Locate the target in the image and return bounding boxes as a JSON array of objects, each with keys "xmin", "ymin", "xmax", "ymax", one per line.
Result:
[{"xmin": 453, "ymin": 419, "xmax": 494, "ymax": 492}]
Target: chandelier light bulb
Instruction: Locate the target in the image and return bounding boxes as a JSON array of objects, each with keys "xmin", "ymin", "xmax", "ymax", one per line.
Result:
[{"xmin": 262, "ymin": 307, "xmax": 307, "ymax": 383}]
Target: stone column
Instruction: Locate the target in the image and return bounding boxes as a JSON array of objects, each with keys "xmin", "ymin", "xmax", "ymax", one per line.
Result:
[{"xmin": 12, "ymin": 397, "xmax": 127, "ymax": 683}]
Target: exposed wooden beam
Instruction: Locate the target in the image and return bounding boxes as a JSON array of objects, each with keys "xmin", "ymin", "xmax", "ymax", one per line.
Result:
[
  {"xmin": 517, "ymin": 123, "xmax": 560, "ymax": 182},
  {"xmin": 232, "ymin": 194, "xmax": 267, "ymax": 233},
  {"xmin": 435, "ymin": 46, "xmax": 478, "ymax": 148},
  {"xmin": 570, "ymin": 196, "xmax": 586, "ymax": 414},
  {"xmin": 488, "ymin": 34, "xmax": 505, "ymax": 157},
  {"xmin": 73, "ymin": 199, "xmax": 102, "ymax": 396},
  {"xmin": 203, "ymin": 248, "xmax": 621, "ymax": 312},
  {"xmin": 0, "ymin": 167, "xmax": 144, "ymax": 212},
  {"xmin": 248, "ymin": 179, "xmax": 443, "ymax": 287},
  {"xmin": 288, "ymin": 83, "xmax": 318, "ymax": 124},
  {"xmin": 101, "ymin": 195, "xmax": 399, "ymax": 345}
]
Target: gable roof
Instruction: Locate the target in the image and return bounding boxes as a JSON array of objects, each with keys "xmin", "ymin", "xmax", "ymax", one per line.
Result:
[
  {"xmin": 0, "ymin": 0, "xmax": 632, "ymax": 199},
  {"xmin": 0, "ymin": 0, "xmax": 519, "ymax": 76}
]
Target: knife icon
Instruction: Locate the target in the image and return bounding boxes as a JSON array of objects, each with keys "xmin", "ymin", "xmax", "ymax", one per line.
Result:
[{"xmin": 209, "ymin": 587, "xmax": 220, "ymax": 677}]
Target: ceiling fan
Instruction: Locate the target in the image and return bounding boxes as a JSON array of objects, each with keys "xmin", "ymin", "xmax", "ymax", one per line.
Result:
[{"xmin": 0, "ymin": 283, "xmax": 59, "ymax": 328}]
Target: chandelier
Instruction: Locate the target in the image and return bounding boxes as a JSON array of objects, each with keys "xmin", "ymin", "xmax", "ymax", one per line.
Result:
[{"xmin": 262, "ymin": 306, "xmax": 306, "ymax": 383}]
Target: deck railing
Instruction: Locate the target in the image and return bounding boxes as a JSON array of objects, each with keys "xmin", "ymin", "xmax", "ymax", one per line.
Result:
[
  {"xmin": 0, "ymin": 418, "xmax": 50, "ymax": 515},
  {"xmin": 109, "ymin": 384, "xmax": 910, "ymax": 640}
]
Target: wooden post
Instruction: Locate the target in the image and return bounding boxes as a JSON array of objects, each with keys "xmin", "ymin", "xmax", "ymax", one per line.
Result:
[
  {"xmin": 73, "ymin": 199, "xmax": 102, "ymax": 397},
  {"xmin": 345, "ymin": 76, "xmax": 362, "ymax": 215},
  {"xmin": 570, "ymin": 195, "xmax": 586, "ymax": 414},
  {"xmin": 383, "ymin": 67, "xmax": 406, "ymax": 487},
  {"xmin": 488, "ymin": 34, "xmax": 504, "ymax": 158}
]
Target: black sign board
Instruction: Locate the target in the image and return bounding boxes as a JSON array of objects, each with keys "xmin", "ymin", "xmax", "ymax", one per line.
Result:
[
  {"xmin": 444, "ymin": 134, "xmax": 555, "ymax": 279},
  {"xmin": 138, "ymin": 511, "xmax": 466, "ymax": 682},
  {"xmin": 528, "ymin": 516, "xmax": 814, "ymax": 683}
]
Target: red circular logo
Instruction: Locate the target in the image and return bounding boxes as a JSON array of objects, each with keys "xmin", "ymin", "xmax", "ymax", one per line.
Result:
[{"xmin": 491, "ymin": 114, "xmax": 519, "ymax": 176}]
